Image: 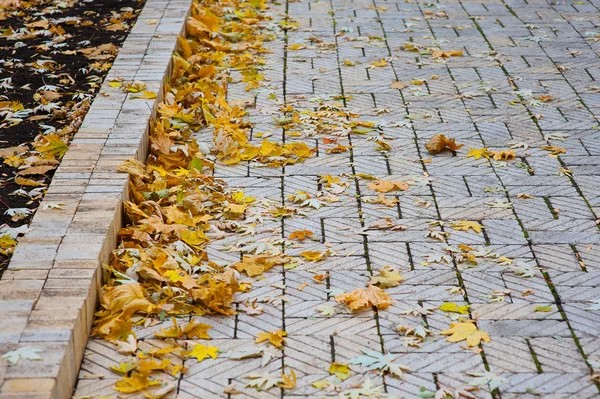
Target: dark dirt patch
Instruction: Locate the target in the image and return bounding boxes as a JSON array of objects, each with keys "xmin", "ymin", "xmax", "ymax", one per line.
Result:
[{"xmin": 0, "ymin": 0, "xmax": 146, "ymax": 272}]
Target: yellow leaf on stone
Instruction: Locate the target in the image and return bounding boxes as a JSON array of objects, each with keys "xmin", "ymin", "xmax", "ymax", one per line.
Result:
[
  {"xmin": 466, "ymin": 147, "xmax": 490, "ymax": 160},
  {"xmin": 300, "ymin": 250, "xmax": 327, "ymax": 262},
  {"xmin": 370, "ymin": 58, "xmax": 388, "ymax": 67},
  {"xmin": 312, "ymin": 380, "xmax": 330, "ymax": 389},
  {"xmin": 115, "ymin": 372, "xmax": 160, "ymax": 393},
  {"xmin": 451, "ymin": 220, "xmax": 483, "ymax": 233},
  {"xmin": 255, "ymin": 330, "xmax": 287, "ymax": 348},
  {"xmin": 183, "ymin": 319, "xmax": 212, "ymax": 339},
  {"xmin": 540, "ymin": 145, "xmax": 566, "ymax": 156},
  {"xmin": 439, "ymin": 302, "xmax": 470, "ymax": 314},
  {"xmin": 188, "ymin": 344, "xmax": 219, "ymax": 362},
  {"xmin": 441, "ymin": 321, "xmax": 490, "ymax": 347},
  {"xmin": 369, "ymin": 266, "xmax": 404, "ymax": 288},
  {"xmin": 329, "ymin": 362, "xmax": 350, "ymax": 381},
  {"xmin": 279, "ymin": 368, "xmax": 297, "ymax": 389},
  {"xmin": 288, "ymin": 43, "xmax": 306, "ymax": 50},
  {"xmin": 335, "ymin": 285, "xmax": 393, "ymax": 312}
]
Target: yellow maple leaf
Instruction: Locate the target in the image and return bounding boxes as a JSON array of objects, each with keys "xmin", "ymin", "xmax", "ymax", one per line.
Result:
[
  {"xmin": 232, "ymin": 255, "xmax": 287, "ymax": 277},
  {"xmin": 255, "ymin": 330, "xmax": 287, "ymax": 348},
  {"xmin": 0, "ymin": 234, "xmax": 17, "ymax": 256},
  {"xmin": 441, "ymin": 321, "xmax": 490, "ymax": 346},
  {"xmin": 279, "ymin": 368, "xmax": 297, "ymax": 389},
  {"xmin": 154, "ymin": 317, "xmax": 183, "ymax": 338},
  {"xmin": 329, "ymin": 362, "xmax": 350, "ymax": 380},
  {"xmin": 369, "ymin": 266, "xmax": 404, "ymax": 288},
  {"xmin": 183, "ymin": 319, "xmax": 212, "ymax": 339},
  {"xmin": 466, "ymin": 147, "xmax": 490, "ymax": 160},
  {"xmin": 439, "ymin": 302, "xmax": 470, "ymax": 314},
  {"xmin": 115, "ymin": 372, "xmax": 160, "ymax": 393},
  {"xmin": 335, "ymin": 285, "xmax": 393, "ymax": 312},
  {"xmin": 188, "ymin": 343, "xmax": 219, "ymax": 362},
  {"xmin": 451, "ymin": 220, "xmax": 483, "ymax": 233},
  {"xmin": 288, "ymin": 43, "xmax": 306, "ymax": 50},
  {"xmin": 102, "ymin": 283, "xmax": 154, "ymax": 319},
  {"xmin": 370, "ymin": 58, "xmax": 388, "ymax": 67}
]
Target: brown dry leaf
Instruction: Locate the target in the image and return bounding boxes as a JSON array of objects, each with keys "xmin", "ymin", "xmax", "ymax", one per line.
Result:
[
  {"xmin": 432, "ymin": 49, "xmax": 463, "ymax": 58},
  {"xmin": 367, "ymin": 180, "xmax": 409, "ymax": 193},
  {"xmin": 297, "ymin": 282, "xmax": 308, "ymax": 291},
  {"xmin": 425, "ymin": 134, "xmax": 464, "ymax": 154},
  {"xmin": 366, "ymin": 193, "xmax": 399, "ymax": 207},
  {"xmin": 490, "ymin": 149, "xmax": 516, "ymax": 161},
  {"xmin": 390, "ymin": 81, "xmax": 407, "ymax": 90},
  {"xmin": 16, "ymin": 165, "xmax": 55, "ymax": 176},
  {"xmin": 0, "ymin": 145, "xmax": 28, "ymax": 158},
  {"xmin": 335, "ymin": 285, "xmax": 393, "ymax": 312}
]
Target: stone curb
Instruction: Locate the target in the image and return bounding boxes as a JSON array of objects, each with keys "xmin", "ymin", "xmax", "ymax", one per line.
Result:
[{"xmin": 0, "ymin": 0, "xmax": 191, "ymax": 397}]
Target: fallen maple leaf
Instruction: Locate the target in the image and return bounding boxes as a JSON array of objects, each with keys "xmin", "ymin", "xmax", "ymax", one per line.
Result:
[
  {"xmin": 1, "ymin": 347, "xmax": 42, "ymax": 364},
  {"xmin": 188, "ymin": 343, "xmax": 219, "ymax": 362},
  {"xmin": 451, "ymin": 220, "xmax": 483, "ymax": 233},
  {"xmin": 245, "ymin": 373, "xmax": 281, "ymax": 391},
  {"xmin": 369, "ymin": 265, "xmax": 404, "ymax": 288},
  {"xmin": 288, "ymin": 229, "xmax": 314, "ymax": 241},
  {"xmin": 349, "ymin": 350, "xmax": 411, "ymax": 379},
  {"xmin": 390, "ymin": 80, "xmax": 407, "ymax": 90},
  {"xmin": 367, "ymin": 179, "xmax": 409, "ymax": 193},
  {"xmin": 329, "ymin": 362, "xmax": 350, "ymax": 380},
  {"xmin": 335, "ymin": 285, "xmax": 393, "ymax": 312},
  {"xmin": 183, "ymin": 319, "xmax": 212, "ymax": 339},
  {"xmin": 279, "ymin": 368, "xmax": 297, "ymax": 389},
  {"xmin": 441, "ymin": 321, "xmax": 490, "ymax": 347},
  {"xmin": 255, "ymin": 330, "xmax": 287, "ymax": 348},
  {"xmin": 300, "ymin": 250, "xmax": 328, "ymax": 262},
  {"xmin": 490, "ymin": 149, "xmax": 515, "ymax": 161},
  {"xmin": 425, "ymin": 134, "xmax": 464, "ymax": 154},
  {"xmin": 115, "ymin": 372, "xmax": 160, "ymax": 393},
  {"xmin": 439, "ymin": 302, "xmax": 470, "ymax": 314},
  {"xmin": 466, "ymin": 147, "xmax": 490, "ymax": 160}
]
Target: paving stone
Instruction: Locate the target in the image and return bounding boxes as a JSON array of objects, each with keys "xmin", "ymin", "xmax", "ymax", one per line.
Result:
[{"xmin": 65, "ymin": 0, "xmax": 600, "ymax": 396}]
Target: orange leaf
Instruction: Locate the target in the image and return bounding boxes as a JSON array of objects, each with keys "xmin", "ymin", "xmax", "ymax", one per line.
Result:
[{"xmin": 335, "ymin": 285, "xmax": 393, "ymax": 312}]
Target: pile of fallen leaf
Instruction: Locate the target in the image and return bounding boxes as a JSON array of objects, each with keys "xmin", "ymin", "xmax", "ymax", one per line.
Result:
[
  {"xmin": 76, "ymin": 0, "xmax": 563, "ymax": 397},
  {"xmin": 0, "ymin": 0, "xmax": 144, "ymax": 271}
]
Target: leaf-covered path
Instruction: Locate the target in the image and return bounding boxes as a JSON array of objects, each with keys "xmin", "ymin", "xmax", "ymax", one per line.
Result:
[{"xmin": 75, "ymin": 0, "xmax": 600, "ymax": 397}]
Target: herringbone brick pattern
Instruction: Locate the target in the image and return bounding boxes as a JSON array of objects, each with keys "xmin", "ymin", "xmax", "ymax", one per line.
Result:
[{"xmin": 74, "ymin": 0, "xmax": 600, "ymax": 397}]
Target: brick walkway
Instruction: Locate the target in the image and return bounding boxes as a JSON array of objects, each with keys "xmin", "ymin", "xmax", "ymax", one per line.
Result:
[{"xmin": 75, "ymin": 0, "xmax": 600, "ymax": 397}]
